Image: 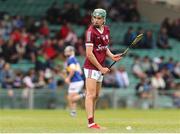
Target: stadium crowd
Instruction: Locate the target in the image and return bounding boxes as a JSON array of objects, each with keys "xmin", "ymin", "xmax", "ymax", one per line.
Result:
[
  {"xmin": 161, "ymin": 17, "xmax": 180, "ymax": 41},
  {"xmin": 46, "ymin": 0, "xmax": 140, "ymax": 25}
]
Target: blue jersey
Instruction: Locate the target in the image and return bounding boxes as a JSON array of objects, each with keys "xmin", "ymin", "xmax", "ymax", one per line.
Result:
[{"xmin": 65, "ymin": 56, "xmax": 83, "ymax": 82}]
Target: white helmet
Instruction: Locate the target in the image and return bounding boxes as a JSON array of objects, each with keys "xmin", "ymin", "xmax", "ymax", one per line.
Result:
[
  {"xmin": 92, "ymin": 8, "xmax": 106, "ymax": 24},
  {"xmin": 92, "ymin": 8, "xmax": 106, "ymax": 19}
]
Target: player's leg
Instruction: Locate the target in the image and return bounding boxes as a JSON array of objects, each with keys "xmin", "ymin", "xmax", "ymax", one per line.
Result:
[
  {"xmin": 67, "ymin": 82, "xmax": 76, "ymax": 117},
  {"xmin": 68, "ymin": 81, "xmax": 85, "ymax": 117},
  {"xmin": 71, "ymin": 81, "xmax": 85, "ymax": 102},
  {"xmin": 70, "ymin": 93, "xmax": 85, "ymax": 117},
  {"xmin": 71, "ymin": 93, "xmax": 85, "ymax": 102},
  {"xmin": 85, "ymin": 78, "xmax": 97, "ymax": 127},
  {"xmin": 84, "ymin": 69, "xmax": 102, "ymax": 129},
  {"xmin": 93, "ymin": 82, "xmax": 102, "ymax": 116},
  {"xmin": 70, "ymin": 93, "xmax": 78, "ymax": 117},
  {"xmin": 67, "ymin": 93, "xmax": 76, "ymax": 117},
  {"xmin": 92, "ymin": 81, "xmax": 107, "ymax": 130}
]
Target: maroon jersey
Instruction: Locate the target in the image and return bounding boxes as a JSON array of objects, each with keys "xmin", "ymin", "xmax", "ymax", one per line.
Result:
[{"xmin": 84, "ymin": 25, "xmax": 110, "ymax": 70}]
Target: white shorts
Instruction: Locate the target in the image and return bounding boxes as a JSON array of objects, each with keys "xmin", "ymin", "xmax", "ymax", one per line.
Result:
[
  {"xmin": 84, "ymin": 68, "xmax": 103, "ymax": 82},
  {"xmin": 68, "ymin": 81, "xmax": 84, "ymax": 93}
]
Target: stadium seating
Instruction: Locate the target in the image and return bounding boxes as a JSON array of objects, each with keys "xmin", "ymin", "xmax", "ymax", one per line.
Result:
[
  {"xmin": 11, "ymin": 60, "xmax": 35, "ymax": 72},
  {"xmin": 109, "ymin": 22, "xmax": 160, "ymax": 43},
  {"xmin": 0, "ymin": 0, "xmax": 85, "ymax": 17}
]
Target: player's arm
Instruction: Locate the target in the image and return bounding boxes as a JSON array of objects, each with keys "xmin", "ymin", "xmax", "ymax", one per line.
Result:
[
  {"xmin": 65, "ymin": 64, "xmax": 76, "ymax": 84},
  {"xmin": 106, "ymin": 48, "xmax": 123, "ymax": 62},
  {"xmin": 86, "ymin": 45, "xmax": 109, "ymax": 74}
]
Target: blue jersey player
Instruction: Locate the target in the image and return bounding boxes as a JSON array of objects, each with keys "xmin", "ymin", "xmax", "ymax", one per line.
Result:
[{"xmin": 64, "ymin": 46, "xmax": 85, "ymax": 117}]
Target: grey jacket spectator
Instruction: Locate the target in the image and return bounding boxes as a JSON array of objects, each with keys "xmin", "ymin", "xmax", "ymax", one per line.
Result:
[
  {"xmin": 115, "ymin": 66, "xmax": 129, "ymax": 88},
  {"xmin": 0, "ymin": 63, "xmax": 14, "ymax": 89}
]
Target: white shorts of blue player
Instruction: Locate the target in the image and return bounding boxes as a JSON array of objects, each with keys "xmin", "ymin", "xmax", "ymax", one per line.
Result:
[{"xmin": 68, "ymin": 80, "xmax": 84, "ymax": 94}]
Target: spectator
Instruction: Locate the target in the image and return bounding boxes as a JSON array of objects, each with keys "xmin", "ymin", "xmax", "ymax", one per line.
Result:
[
  {"xmin": 0, "ymin": 21, "xmax": 9, "ymax": 40},
  {"xmin": 59, "ymin": 22, "xmax": 78, "ymax": 46},
  {"xmin": 123, "ymin": 26, "xmax": 134, "ymax": 46},
  {"xmin": 165, "ymin": 57, "xmax": 175, "ymax": 73},
  {"xmin": 157, "ymin": 27, "xmax": 171, "ymax": 49},
  {"xmin": 67, "ymin": 3, "xmax": 81, "ymax": 24},
  {"xmin": 80, "ymin": 10, "xmax": 91, "ymax": 26},
  {"xmin": 10, "ymin": 28, "xmax": 21, "ymax": 43},
  {"xmin": 47, "ymin": 76, "xmax": 58, "ymax": 109},
  {"xmin": 64, "ymin": 29, "xmax": 78, "ymax": 46},
  {"xmin": 161, "ymin": 17, "xmax": 172, "ymax": 36},
  {"xmin": 2, "ymin": 14, "xmax": 13, "ymax": 38},
  {"xmin": 61, "ymin": 2, "xmax": 73, "ymax": 23},
  {"xmin": 39, "ymin": 20, "xmax": 50, "ymax": 37},
  {"xmin": 54, "ymin": 38, "xmax": 65, "ymax": 54},
  {"xmin": 126, "ymin": 2, "xmax": 140, "ymax": 22},
  {"xmin": 135, "ymin": 77, "xmax": 154, "ymax": 109},
  {"xmin": 42, "ymin": 38, "xmax": 57, "ymax": 59},
  {"xmin": 24, "ymin": 35, "xmax": 37, "ymax": 62},
  {"xmin": 0, "ymin": 63, "xmax": 15, "ymax": 100},
  {"xmin": 35, "ymin": 50, "xmax": 53, "ymax": 71},
  {"xmin": 36, "ymin": 70, "xmax": 46, "ymax": 89},
  {"xmin": 170, "ymin": 19, "xmax": 180, "ymax": 40},
  {"xmin": 46, "ymin": 1, "xmax": 61, "ymax": 24},
  {"xmin": 25, "ymin": 17, "xmax": 40, "ymax": 34},
  {"xmin": 144, "ymin": 30, "xmax": 156, "ymax": 49},
  {"xmin": 12, "ymin": 15, "xmax": 24, "ymax": 29},
  {"xmin": 115, "ymin": 66, "xmax": 129, "ymax": 88},
  {"xmin": 0, "ymin": 62, "xmax": 15, "ymax": 108},
  {"xmin": 1, "ymin": 63, "xmax": 14, "ymax": 88},
  {"xmin": 1, "ymin": 38, "xmax": 19, "ymax": 63},
  {"xmin": 136, "ymin": 78, "xmax": 153, "ymax": 99},
  {"xmin": 141, "ymin": 56, "xmax": 153, "ymax": 76},
  {"xmin": 75, "ymin": 37, "xmax": 86, "ymax": 56},
  {"xmin": 103, "ymin": 68, "xmax": 118, "ymax": 88},
  {"xmin": 13, "ymin": 70, "xmax": 23, "ymax": 89},
  {"xmin": 154, "ymin": 56, "xmax": 166, "ymax": 71},
  {"xmin": 173, "ymin": 62, "xmax": 180, "ymax": 78},
  {"xmin": 16, "ymin": 43, "xmax": 26, "ymax": 61},
  {"xmin": 20, "ymin": 28, "xmax": 29, "ymax": 46},
  {"xmin": 132, "ymin": 56, "xmax": 147, "ymax": 79},
  {"xmin": 59, "ymin": 22, "xmax": 71, "ymax": 39},
  {"xmin": 161, "ymin": 67, "xmax": 176, "ymax": 90},
  {"xmin": 22, "ymin": 69, "xmax": 36, "ymax": 99},
  {"xmin": 83, "ymin": 0, "xmax": 98, "ymax": 10},
  {"xmin": 151, "ymin": 71, "xmax": 166, "ymax": 91},
  {"xmin": 0, "ymin": 57, "xmax": 5, "ymax": 71}
]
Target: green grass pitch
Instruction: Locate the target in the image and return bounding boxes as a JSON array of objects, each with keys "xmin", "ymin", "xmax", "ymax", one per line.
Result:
[{"xmin": 0, "ymin": 109, "xmax": 180, "ymax": 133}]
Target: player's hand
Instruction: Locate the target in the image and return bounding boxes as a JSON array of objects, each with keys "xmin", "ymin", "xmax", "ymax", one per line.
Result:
[
  {"xmin": 65, "ymin": 77, "xmax": 70, "ymax": 84},
  {"xmin": 112, "ymin": 53, "xmax": 123, "ymax": 61},
  {"xmin": 100, "ymin": 67, "xmax": 110, "ymax": 75}
]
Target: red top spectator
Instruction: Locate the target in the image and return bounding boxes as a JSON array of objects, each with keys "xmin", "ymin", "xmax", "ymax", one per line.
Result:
[
  {"xmin": 42, "ymin": 38, "xmax": 57, "ymax": 59},
  {"xmin": 11, "ymin": 28, "xmax": 21, "ymax": 43},
  {"xmin": 39, "ymin": 21, "xmax": 50, "ymax": 37},
  {"xmin": 60, "ymin": 22, "xmax": 70, "ymax": 39}
]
